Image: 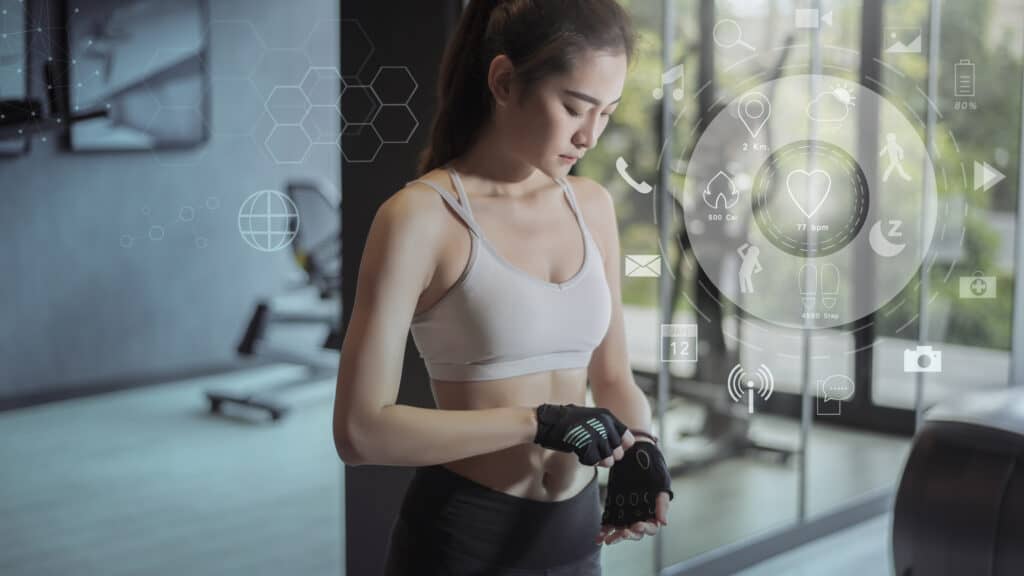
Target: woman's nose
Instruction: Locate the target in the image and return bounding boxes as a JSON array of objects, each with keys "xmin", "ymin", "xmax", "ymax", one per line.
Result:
[{"xmin": 573, "ymin": 126, "xmax": 596, "ymax": 150}]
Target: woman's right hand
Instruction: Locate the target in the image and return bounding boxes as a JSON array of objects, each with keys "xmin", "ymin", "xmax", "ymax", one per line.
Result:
[{"xmin": 533, "ymin": 404, "xmax": 634, "ymax": 467}]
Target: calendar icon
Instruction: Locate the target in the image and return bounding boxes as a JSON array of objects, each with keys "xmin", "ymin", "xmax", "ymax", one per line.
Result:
[{"xmin": 661, "ymin": 324, "xmax": 698, "ymax": 362}]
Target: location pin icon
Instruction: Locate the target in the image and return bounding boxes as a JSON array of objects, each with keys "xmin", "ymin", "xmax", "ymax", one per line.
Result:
[{"xmin": 738, "ymin": 91, "xmax": 771, "ymax": 138}]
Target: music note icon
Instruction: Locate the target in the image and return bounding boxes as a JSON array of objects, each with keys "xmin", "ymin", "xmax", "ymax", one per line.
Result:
[{"xmin": 652, "ymin": 64, "xmax": 685, "ymax": 101}]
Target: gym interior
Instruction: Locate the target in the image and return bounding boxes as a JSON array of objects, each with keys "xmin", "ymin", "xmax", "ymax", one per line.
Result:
[{"xmin": 2, "ymin": 1, "xmax": 1022, "ymax": 575}]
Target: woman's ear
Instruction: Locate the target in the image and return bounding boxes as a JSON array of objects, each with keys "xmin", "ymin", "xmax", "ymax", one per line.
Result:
[{"xmin": 487, "ymin": 54, "xmax": 517, "ymax": 108}]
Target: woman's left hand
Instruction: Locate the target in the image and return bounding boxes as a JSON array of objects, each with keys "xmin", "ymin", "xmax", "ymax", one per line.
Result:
[{"xmin": 595, "ymin": 491, "xmax": 670, "ymax": 546}]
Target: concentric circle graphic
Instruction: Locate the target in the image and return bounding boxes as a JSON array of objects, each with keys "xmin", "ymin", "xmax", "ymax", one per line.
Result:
[
  {"xmin": 677, "ymin": 74, "xmax": 940, "ymax": 329},
  {"xmin": 751, "ymin": 140, "xmax": 870, "ymax": 258}
]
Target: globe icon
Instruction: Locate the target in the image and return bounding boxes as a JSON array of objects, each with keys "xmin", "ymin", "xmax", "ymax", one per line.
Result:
[{"xmin": 238, "ymin": 190, "xmax": 300, "ymax": 252}]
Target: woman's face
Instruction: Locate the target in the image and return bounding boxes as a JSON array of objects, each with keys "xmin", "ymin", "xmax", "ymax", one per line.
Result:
[{"xmin": 498, "ymin": 50, "xmax": 628, "ymax": 179}]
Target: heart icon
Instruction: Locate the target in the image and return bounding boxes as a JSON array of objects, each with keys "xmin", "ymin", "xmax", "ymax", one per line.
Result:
[{"xmin": 786, "ymin": 169, "xmax": 832, "ymax": 219}]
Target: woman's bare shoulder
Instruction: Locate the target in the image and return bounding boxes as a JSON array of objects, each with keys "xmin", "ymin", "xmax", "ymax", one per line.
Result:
[
  {"xmin": 564, "ymin": 175, "xmax": 614, "ymax": 223},
  {"xmin": 382, "ymin": 169, "xmax": 455, "ymax": 227},
  {"xmin": 565, "ymin": 175, "xmax": 610, "ymax": 202}
]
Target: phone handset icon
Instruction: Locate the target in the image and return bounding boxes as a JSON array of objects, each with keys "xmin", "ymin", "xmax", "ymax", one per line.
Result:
[{"xmin": 616, "ymin": 156, "xmax": 653, "ymax": 194}]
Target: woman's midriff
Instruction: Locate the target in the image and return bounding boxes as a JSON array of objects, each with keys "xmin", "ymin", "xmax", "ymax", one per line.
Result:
[{"xmin": 430, "ymin": 367, "xmax": 597, "ymax": 503}]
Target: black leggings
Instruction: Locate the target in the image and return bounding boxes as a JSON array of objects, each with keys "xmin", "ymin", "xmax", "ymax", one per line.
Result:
[{"xmin": 384, "ymin": 464, "xmax": 603, "ymax": 575}]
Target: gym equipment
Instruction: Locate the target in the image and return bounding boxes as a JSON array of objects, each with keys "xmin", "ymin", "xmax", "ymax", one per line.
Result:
[
  {"xmin": 206, "ymin": 180, "xmax": 342, "ymax": 421},
  {"xmin": 0, "ymin": 64, "xmax": 110, "ymax": 140},
  {"xmin": 892, "ymin": 386, "xmax": 1024, "ymax": 575}
]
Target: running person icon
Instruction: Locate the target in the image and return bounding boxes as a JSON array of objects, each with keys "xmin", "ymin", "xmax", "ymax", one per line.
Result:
[{"xmin": 879, "ymin": 132, "xmax": 912, "ymax": 182}]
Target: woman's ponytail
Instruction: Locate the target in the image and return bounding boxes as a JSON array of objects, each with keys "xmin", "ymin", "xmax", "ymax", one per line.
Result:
[
  {"xmin": 417, "ymin": 0, "xmax": 504, "ymax": 175},
  {"xmin": 417, "ymin": 0, "xmax": 635, "ymax": 176}
]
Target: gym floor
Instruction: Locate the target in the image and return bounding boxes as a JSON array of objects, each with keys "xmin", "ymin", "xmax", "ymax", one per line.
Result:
[
  {"xmin": 0, "ymin": 358, "xmax": 907, "ymax": 576},
  {"xmin": 0, "ymin": 365, "xmax": 342, "ymax": 576}
]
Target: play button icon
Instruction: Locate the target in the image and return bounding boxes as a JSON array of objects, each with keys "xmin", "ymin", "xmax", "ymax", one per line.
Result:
[{"xmin": 974, "ymin": 161, "xmax": 1006, "ymax": 193}]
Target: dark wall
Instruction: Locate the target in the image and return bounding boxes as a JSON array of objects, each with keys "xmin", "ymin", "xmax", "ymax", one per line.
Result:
[
  {"xmin": 0, "ymin": 0, "xmax": 340, "ymax": 405},
  {"xmin": 339, "ymin": 1, "xmax": 461, "ymax": 574}
]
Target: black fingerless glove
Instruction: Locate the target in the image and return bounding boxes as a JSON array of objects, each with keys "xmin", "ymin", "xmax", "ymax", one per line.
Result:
[
  {"xmin": 602, "ymin": 441, "xmax": 674, "ymax": 527},
  {"xmin": 533, "ymin": 403, "xmax": 628, "ymax": 466}
]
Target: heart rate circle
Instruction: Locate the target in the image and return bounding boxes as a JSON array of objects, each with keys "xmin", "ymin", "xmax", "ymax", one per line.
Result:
[
  {"xmin": 678, "ymin": 74, "xmax": 939, "ymax": 329},
  {"xmin": 751, "ymin": 140, "xmax": 870, "ymax": 258}
]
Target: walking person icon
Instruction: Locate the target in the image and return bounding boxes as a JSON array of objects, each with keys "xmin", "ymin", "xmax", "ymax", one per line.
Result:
[
  {"xmin": 879, "ymin": 133, "xmax": 912, "ymax": 182},
  {"xmin": 737, "ymin": 242, "xmax": 763, "ymax": 294}
]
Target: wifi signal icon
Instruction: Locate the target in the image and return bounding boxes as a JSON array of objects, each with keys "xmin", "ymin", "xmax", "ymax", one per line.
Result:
[{"xmin": 727, "ymin": 363, "xmax": 775, "ymax": 414}]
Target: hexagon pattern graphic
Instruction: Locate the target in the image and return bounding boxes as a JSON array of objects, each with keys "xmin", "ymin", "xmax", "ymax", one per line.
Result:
[{"xmin": 199, "ymin": 16, "xmax": 420, "ymax": 165}]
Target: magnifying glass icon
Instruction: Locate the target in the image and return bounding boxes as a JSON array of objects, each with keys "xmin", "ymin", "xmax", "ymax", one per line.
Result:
[{"xmin": 713, "ymin": 19, "xmax": 755, "ymax": 52}]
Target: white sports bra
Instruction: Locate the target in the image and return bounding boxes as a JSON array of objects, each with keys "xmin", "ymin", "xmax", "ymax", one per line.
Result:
[{"xmin": 407, "ymin": 167, "xmax": 613, "ymax": 381}]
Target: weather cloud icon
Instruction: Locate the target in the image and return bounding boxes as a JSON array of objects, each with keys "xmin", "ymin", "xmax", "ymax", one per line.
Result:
[{"xmin": 806, "ymin": 86, "xmax": 857, "ymax": 124}]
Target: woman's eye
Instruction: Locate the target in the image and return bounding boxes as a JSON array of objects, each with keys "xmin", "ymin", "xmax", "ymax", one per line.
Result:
[{"xmin": 564, "ymin": 105, "xmax": 581, "ymax": 117}]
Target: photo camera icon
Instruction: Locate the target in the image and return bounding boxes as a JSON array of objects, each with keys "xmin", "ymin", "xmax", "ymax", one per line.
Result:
[{"xmin": 904, "ymin": 345, "xmax": 942, "ymax": 373}]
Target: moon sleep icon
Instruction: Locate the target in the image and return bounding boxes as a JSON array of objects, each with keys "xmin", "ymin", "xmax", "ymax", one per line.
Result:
[{"xmin": 868, "ymin": 220, "xmax": 906, "ymax": 258}]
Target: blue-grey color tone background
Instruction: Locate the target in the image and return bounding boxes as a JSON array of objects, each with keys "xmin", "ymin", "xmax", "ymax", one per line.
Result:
[{"xmin": 0, "ymin": 0, "xmax": 341, "ymax": 401}]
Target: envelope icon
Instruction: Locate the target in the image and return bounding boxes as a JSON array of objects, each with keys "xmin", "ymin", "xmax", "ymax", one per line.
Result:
[{"xmin": 625, "ymin": 254, "xmax": 661, "ymax": 277}]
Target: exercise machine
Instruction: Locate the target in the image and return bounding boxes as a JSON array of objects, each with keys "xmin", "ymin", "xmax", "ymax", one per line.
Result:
[
  {"xmin": 893, "ymin": 387, "xmax": 1024, "ymax": 575},
  {"xmin": 206, "ymin": 180, "xmax": 341, "ymax": 421}
]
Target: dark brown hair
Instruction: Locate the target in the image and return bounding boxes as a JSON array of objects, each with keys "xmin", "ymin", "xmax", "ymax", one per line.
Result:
[{"xmin": 417, "ymin": 0, "xmax": 636, "ymax": 175}]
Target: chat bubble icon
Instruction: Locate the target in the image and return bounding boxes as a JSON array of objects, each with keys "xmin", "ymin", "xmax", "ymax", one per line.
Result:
[{"xmin": 821, "ymin": 374, "xmax": 855, "ymax": 402}]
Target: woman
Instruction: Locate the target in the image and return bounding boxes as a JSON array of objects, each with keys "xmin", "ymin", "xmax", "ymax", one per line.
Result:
[{"xmin": 333, "ymin": 1, "xmax": 674, "ymax": 574}]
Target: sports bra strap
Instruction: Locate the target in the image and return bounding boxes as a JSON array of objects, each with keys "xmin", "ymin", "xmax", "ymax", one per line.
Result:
[
  {"xmin": 408, "ymin": 178, "xmax": 485, "ymax": 239},
  {"xmin": 556, "ymin": 177, "xmax": 586, "ymax": 224},
  {"xmin": 446, "ymin": 167, "xmax": 474, "ymax": 213}
]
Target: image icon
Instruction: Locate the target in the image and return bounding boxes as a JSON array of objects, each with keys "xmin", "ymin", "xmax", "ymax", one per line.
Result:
[{"xmin": 884, "ymin": 27, "xmax": 923, "ymax": 54}]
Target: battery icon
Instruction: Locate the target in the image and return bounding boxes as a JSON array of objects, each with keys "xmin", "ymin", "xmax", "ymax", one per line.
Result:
[{"xmin": 955, "ymin": 59, "xmax": 975, "ymax": 98}]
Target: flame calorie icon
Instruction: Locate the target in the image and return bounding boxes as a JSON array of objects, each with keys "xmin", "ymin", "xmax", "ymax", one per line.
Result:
[{"xmin": 703, "ymin": 171, "xmax": 740, "ymax": 210}]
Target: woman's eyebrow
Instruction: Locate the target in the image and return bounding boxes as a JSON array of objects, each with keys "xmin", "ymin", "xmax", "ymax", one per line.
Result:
[{"xmin": 563, "ymin": 89, "xmax": 622, "ymax": 107}]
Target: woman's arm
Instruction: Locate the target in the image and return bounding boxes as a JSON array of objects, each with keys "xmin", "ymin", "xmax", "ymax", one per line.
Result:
[
  {"xmin": 342, "ymin": 404, "xmax": 538, "ymax": 467},
  {"xmin": 333, "ymin": 184, "xmax": 540, "ymax": 467},
  {"xmin": 579, "ymin": 179, "xmax": 655, "ymax": 435}
]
